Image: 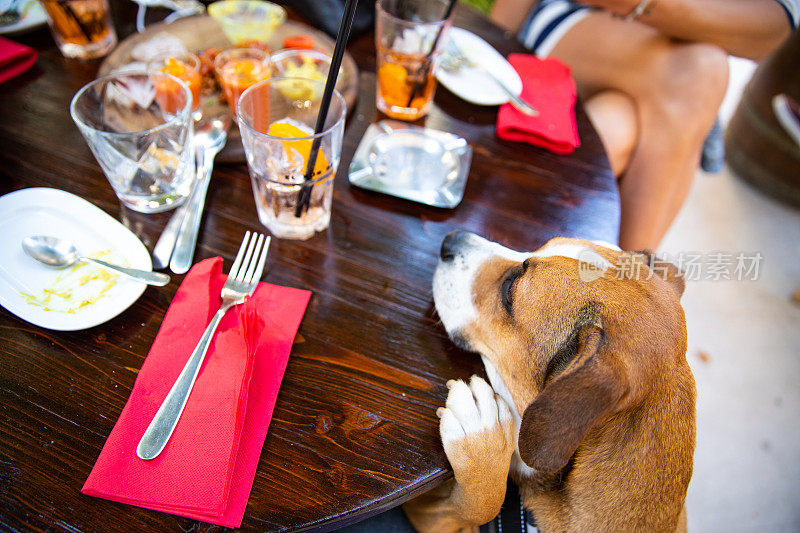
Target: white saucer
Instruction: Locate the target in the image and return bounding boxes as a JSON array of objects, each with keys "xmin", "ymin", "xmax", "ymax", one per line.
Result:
[
  {"xmin": 0, "ymin": 188, "xmax": 152, "ymax": 331},
  {"xmin": 0, "ymin": 1, "xmax": 47, "ymax": 36},
  {"xmin": 435, "ymin": 27, "xmax": 523, "ymax": 106}
]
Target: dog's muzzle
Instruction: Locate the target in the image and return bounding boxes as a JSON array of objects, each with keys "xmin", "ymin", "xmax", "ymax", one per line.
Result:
[
  {"xmin": 440, "ymin": 230, "xmax": 473, "ymax": 263},
  {"xmin": 433, "ymin": 231, "xmax": 497, "ymax": 336}
]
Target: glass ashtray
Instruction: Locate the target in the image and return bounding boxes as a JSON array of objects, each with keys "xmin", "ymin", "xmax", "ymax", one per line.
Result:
[{"xmin": 348, "ymin": 120, "xmax": 472, "ymax": 208}]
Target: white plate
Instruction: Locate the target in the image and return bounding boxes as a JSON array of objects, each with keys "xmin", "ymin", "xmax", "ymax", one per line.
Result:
[
  {"xmin": 0, "ymin": 188, "xmax": 152, "ymax": 331},
  {"xmin": 0, "ymin": 0, "xmax": 47, "ymax": 36},
  {"xmin": 435, "ymin": 27, "xmax": 523, "ymax": 106}
]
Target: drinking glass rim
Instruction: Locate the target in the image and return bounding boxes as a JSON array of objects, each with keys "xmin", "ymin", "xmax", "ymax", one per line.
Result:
[
  {"xmin": 236, "ymin": 76, "xmax": 347, "ymax": 142},
  {"xmin": 214, "ymin": 46, "xmax": 271, "ymax": 71},
  {"xmin": 147, "ymin": 50, "xmax": 201, "ymax": 71},
  {"xmin": 375, "ymin": 0, "xmax": 452, "ymax": 28},
  {"xmin": 70, "ymin": 70, "xmax": 193, "ymax": 137},
  {"xmin": 270, "ymin": 48, "xmax": 332, "ymax": 67}
]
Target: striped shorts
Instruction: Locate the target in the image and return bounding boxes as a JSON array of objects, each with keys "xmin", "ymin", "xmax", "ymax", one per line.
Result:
[
  {"xmin": 519, "ymin": 0, "xmax": 798, "ymax": 57},
  {"xmin": 517, "ymin": 0, "xmax": 594, "ymax": 56}
]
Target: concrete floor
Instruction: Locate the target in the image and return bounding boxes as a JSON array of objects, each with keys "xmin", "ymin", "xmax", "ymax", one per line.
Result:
[{"xmin": 659, "ymin": 58, "xmax": 800, "ymax": 532}]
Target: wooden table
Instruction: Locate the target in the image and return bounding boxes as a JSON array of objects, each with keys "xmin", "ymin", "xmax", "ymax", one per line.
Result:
[{"xmin": 0, "ymin": 5, "xmax": 619, "ymax": 532}]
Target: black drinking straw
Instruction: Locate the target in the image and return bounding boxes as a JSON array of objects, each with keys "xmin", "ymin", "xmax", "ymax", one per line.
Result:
[
  {"xmin": 404, "ymin": 0, "xmax": 457, "ymax": 108},
  {"xmin": 56, "ymin": 0, "xmax": 94, "ymax": 43},
  {"xmin": 294, "ymin": 0, "xmax": 360, "ymax": 218}
]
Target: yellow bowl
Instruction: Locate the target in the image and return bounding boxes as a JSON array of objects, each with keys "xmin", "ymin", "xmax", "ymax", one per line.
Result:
[{"xmin": 208, "ymin": 0, "xmax": 287, "ymax": 44}]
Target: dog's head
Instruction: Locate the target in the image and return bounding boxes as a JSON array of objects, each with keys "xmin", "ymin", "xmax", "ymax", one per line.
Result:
[{"xmin": 433, "ymin": 230, "xmax": 690, "ymax": 480}]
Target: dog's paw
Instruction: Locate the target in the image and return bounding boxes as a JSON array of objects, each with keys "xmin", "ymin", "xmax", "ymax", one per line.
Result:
[{"xmin": 437, "ymin": 376, "xmax": 515, "ymax": 478}]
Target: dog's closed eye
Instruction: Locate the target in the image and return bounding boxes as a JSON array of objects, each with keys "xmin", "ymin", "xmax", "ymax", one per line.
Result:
[
  {"xmin": 500, "ymin": 266, "xmax": 522, "ymax": 315},
  {"xmin": 500, "ymin": 259, "xmax": 535, "ymax": 316}
]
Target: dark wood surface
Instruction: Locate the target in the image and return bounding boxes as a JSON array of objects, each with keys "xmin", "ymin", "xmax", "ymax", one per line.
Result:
[{"xmin": 0, "ymin": 4, "xmax": 619, "ymax": 532}]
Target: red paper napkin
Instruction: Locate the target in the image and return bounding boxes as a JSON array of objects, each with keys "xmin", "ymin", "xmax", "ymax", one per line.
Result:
[
  {"xmin": 82, "ymin": 257, "xmax": 311, "ymax": 527},
  {"xmin": 496, "ymin": 54, "xmax": 580, "ymax": 155},
  {"xmin": 0, "ymin": 36, "xmax": 37, "ymax": 84}
]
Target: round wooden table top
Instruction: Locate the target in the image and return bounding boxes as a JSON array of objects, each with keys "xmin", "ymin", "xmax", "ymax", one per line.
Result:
[{"xmin": 0, "ymin": 4, "xmax": 619, "ymax": 532}]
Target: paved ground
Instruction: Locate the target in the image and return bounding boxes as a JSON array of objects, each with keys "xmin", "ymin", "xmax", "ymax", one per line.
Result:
[{"xmin": 660, "ymin": 57, "xmax": 800, "ymax": 532}]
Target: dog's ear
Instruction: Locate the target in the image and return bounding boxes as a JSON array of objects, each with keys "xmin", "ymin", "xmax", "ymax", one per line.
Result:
[
  {"xmin": 518, "ymin": 324, "xmax": 627, "ymax": 477},
  {"xmin": 634, "ymin": 249, "xmax": 685, "ymax": 297}
]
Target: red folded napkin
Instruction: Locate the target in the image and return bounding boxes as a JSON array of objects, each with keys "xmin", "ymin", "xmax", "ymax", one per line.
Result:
[
  {"xmin": 0, "ymin": 36, "xmax": 37, "ymax": 85},
  {"xmin": 82, "ymin": 257, "xmax": 311, "ymax": 527},
  {"xmin": 496, "ymin": 54, "xmax": 580, "ymax": 155}
]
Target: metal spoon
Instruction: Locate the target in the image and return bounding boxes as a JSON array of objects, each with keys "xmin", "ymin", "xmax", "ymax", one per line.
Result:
[
  {"xmin": 168, "ymin": 114, "xmax": 231, "ymax": 274},
  {"xmin": 151, "ymin": 106, "xmax": 231, "ymax": 273},
  {"xmin": 22, "ymin": 236, "xmax": 170, "ymax": 286}
]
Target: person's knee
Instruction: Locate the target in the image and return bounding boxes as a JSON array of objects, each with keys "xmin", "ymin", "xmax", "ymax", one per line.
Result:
[
  {"xmin": 585, "ymin": 90, "xmax": 639, "ymax": 176},
  {"xmin": 670, "ymin": 42, "xmax": 729, "ymax": 108},
  {"xmin": 640, "ymin": 41, "xmax": 729, "ymax": 132}
]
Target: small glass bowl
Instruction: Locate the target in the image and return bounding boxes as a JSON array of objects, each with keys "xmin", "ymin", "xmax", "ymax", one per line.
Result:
[
  {"xmin": 208, "ymin": 0, "xmax": 287, "ymax": 44},
  {"xmin": 271, "ymin": 49, "xmax": 332, "ymax": 79}
]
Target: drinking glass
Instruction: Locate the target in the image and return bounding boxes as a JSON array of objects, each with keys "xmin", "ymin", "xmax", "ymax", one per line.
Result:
[
  {"xmin": 214, "ymin": 48, "xmax": 271, "ymax": 116},
  {"xmin": 237, "ymin": 77, "xmax": 346, "ymax": 240},
  {"xmin": 70, "ymin": 71, "xmax": 196, "ymax": 213},
  {"xmin": 375, "ymin": 0, "xmax": 453, "ymax": 121},
  {"xmin": 148, "ymin": 51, "xmax": 202, "ymax": 112},
  {"xmin": 39, "ymin": 0, "xmax": 117, "ymax": 59}
]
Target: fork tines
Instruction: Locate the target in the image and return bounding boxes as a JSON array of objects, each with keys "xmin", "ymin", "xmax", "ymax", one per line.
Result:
[{"xmin": 229, "ymin": 231, "xmax": 271, "ymax": 292}]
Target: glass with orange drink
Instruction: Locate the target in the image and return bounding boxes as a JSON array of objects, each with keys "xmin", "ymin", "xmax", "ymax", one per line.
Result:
[
  {"xmin": 375, "ymin": 0, "xmax": 453, "ymax": 121},
  {"xmin": 39, "ymin": 0, "xmax": 117, "ymax": 59},
  {"xmin": 214, "ymin": 48, "xmax": 272, "ymax": 116},
  {"xmin": 150, "ymin": 52, "xmax": 202, "ymax": 112}
]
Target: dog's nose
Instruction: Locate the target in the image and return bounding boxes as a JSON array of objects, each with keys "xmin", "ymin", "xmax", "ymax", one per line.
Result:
[{"xmin": 440, "ymin": 230, "xmax": 471, "ymax": 262}]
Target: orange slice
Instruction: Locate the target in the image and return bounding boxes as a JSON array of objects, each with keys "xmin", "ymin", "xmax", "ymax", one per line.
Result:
[
  {"xmin": 268, "ymin": 121, "xmax": 329, "ymax": 177},
  {"xmin": 377, "ymin": 63, "xmax": 409, "ymax": 107}
]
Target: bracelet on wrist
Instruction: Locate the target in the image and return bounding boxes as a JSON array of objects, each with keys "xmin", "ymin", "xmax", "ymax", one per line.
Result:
[{"xmin": 624, "ymin": 0, "xmax": 658, "ymax": 20}]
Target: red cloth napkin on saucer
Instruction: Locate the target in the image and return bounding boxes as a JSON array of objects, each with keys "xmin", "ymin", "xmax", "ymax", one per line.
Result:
[
  {"xmin": 496, "ymin": 54, "xmax": 580, "ymax": 155},
  {"xmin": 82, "ymin": 257, "xmax": 310, "ymax": 527},
  {"xmin": 0, "ymin": 36, "xmax": 37, "ymax": 84}
]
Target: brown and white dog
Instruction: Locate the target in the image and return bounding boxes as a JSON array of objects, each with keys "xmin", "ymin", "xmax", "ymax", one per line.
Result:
[{"xmin": 403, "ymin": 231, "xmax": 696, "ymax": 533}]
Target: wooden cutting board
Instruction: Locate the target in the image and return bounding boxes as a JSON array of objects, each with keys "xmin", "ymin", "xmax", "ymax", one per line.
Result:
[{"xmin": 99, "ymin": 15, "xmax": 359, "ymax": 162}]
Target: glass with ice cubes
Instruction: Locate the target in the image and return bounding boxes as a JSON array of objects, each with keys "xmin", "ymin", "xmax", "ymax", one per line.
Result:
[
  {"xmin": 237, "ymin": 77, "xmax": 346, "ymax": 240},
  {"xmin": 70, "ymin": 71, "xmax": 195, "ymax": 213}
]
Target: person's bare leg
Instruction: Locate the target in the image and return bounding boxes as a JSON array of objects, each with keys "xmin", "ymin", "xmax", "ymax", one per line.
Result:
[
  {"xmin": 549, "ymin": 12, "xmax": 729, "ymax": 250},
  {"xmin": 583, "ymin": 90, "xmax": 639, "ymax": 177}
]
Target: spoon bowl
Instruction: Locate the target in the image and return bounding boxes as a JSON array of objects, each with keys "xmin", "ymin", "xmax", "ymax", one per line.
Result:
[
  {"xmin": 22, "ymin": 236, "xmax": 80, "ymax": 268},
  {"xmin": 22, "ymin": 235, "xmax": 170, "ymax": 286}
]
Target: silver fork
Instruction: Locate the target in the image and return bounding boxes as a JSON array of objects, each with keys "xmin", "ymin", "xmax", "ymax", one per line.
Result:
[{"xmin": 136, "ymin": 232, "xmax": 271, "ymax": 460}]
